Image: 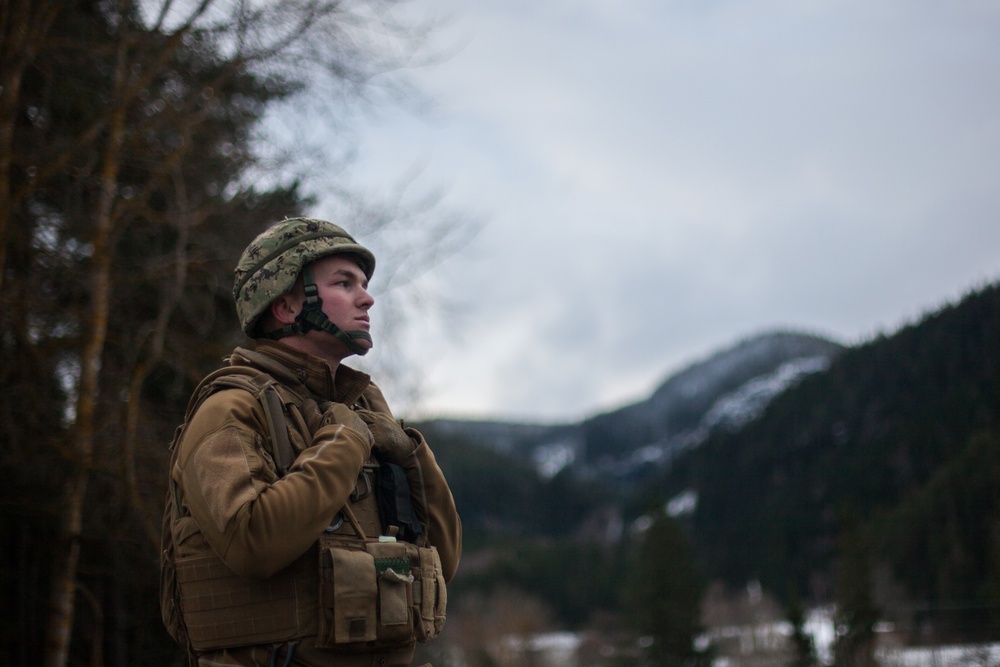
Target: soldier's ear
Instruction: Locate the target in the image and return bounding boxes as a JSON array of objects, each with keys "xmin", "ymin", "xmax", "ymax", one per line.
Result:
[{"xmin": 270, "ymin": 294, "xmax": 300, "ymax": 325}]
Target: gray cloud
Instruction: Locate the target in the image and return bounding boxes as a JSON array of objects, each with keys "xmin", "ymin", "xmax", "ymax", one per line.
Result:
[{"xmin": 339, "ymin": 0, "xmax": 1000, "ymax": 421}]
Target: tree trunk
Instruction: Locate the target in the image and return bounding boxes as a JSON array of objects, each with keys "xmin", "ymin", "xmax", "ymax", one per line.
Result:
[
  {"xmin": 0, "ymin": 0, "xmax": 62, "ymax": 293},
  {"xmin": 42, "ymin": 19, "xmax": 129, "ymax": 667}
]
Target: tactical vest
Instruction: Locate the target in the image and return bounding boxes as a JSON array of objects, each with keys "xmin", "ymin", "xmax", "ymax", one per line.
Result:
[{"xmin": 160, "ymin": 363, "xmax": 447, "ymax": 658}]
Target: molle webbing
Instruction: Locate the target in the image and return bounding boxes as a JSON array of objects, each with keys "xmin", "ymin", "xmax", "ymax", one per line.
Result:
[
  {"xmin": 165, "ymin": 365, "xmax": 313, "ymax": 651},
  {"xmin": 167, "ymin": 363, "xmax": 382, "ymax": 651},
  {"xmin": 177, "ymin": 547, "xmax": 318, "ymax": 650},
  {"xmin": 166, "ymin": 361, "xmax": 445, "ymax": 652},
  {"xmin": 173, "ymin": 460, "xmax": 384, "ymax": 652}
]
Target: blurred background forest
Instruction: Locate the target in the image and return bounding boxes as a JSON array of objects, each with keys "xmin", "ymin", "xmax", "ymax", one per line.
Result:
[
  {"xmin": 419, "ymin": 283, "xmax": 1000, "ymax": 667},
  {"xmin": 0, "ymin": 1, "xmax": 460, "ymax": 665},
  {"xmin": 2, "ymin": 1, "xmax": 999, "ymax": 667}
]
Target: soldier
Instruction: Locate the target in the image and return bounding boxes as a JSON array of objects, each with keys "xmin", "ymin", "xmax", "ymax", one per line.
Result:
[{"xmin": 161, "ymin": 218, "xmax": 462, "ymax": 667}]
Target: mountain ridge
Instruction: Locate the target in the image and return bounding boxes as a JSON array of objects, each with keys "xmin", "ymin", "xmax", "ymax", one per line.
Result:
[
  {"xmin": 420, "ymin": 280, "xmax": 1000, "ymax": 645},
  {"xmin": 421, "ymin": 328, "xmax": 844, "ymax": 478}
]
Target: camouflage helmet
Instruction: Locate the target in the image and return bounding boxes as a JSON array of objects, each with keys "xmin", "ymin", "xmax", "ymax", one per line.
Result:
[{"xmin": 233, "ymin": 217, "xmax": 376, "ymax": 336}]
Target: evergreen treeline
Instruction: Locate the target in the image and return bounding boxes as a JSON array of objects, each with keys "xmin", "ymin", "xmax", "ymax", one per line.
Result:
[
  {"xmin": 1, "ymin": 1, "xmax": 427, "ymax": 665},
  {"xmin": 430, "ymin": 280, "xmax": 1000, "ymax": 658},
  {"xmin": 422, "ymin": 419, "xmax": 712, "ymax": 662},
  {"xmin": 2, "ymin": 4, "xmax": 307, "ymax": 664},
  {"xmin": 657, "ymin": 281, "xmax": 1000, "ymax": 641}
]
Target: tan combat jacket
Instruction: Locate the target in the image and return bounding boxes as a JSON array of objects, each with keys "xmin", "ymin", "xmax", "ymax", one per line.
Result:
[{"xmin": 170, "ymin": 340, "xmax": 461, "ymax": 666}]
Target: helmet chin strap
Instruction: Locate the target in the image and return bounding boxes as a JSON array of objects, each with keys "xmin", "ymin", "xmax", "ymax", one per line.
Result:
[{"xmin": 262, "ymin": 264, "xmax": 371, "ymax": 356}]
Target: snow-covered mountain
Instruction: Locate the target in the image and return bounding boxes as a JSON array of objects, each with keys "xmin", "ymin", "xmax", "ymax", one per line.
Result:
[{"xmin": 423, "ymin": 330, "xmax": 843, "ymax": 480}]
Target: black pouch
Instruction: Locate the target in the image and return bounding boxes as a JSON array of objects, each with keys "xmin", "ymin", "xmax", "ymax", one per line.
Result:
[{"xmin": 375, "ymin": 462, "xmax": 423, "ymax": 542}]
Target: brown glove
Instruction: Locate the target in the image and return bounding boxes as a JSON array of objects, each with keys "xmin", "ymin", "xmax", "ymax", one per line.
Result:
[
  {"xmin": 304, "ymin": 400, "xmax": 373, "ymax": 444},
  {"xmin": 356, "ymin": 409, "xmax": 415, "ymax": 463}
]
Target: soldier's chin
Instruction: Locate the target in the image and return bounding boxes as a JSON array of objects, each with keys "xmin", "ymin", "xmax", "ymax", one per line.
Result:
[{"xmin": 352, "ymin": 335, "xmax": 374, "ymax": 354}]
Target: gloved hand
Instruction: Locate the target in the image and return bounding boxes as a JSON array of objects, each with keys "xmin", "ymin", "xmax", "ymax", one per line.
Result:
[
  {"xmin": 356, "ymin": 409, "xmax": 415, "ymax": 463},
  {"xmin": 304, "ymin": 400, "xmax": 373, "ymax": 446}
]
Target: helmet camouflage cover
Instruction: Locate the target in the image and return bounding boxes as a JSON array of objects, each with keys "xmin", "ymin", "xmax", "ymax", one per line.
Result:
[{"xmin": 233, "ymin": 217, "xmax": 376, "ymax": 336}]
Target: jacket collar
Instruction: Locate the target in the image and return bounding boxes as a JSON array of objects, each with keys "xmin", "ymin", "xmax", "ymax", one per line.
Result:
[{"xmin": 231, "ymin": 339, "xmax": 371, "ymax": 405}]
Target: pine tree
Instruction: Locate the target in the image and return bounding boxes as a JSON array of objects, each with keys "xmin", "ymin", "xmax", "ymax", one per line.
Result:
[
  {"xmin": 624, "ymin": 509, "xmax": 709, "ymax": 667},
  {"xmin": 832, "ymin": 516, "xmax": 879, "ymax": 667},
  {"xmin": 786, "ymin": 587, "xmax": 818, "ymax": 667}
]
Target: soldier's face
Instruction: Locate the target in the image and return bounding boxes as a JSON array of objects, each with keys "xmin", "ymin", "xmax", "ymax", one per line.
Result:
[{"xmin": 310, "ymin": 254, "xmax": 375, "ymax": 354}]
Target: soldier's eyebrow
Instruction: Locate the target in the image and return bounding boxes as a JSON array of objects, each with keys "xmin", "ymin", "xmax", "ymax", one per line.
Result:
[{"xmin": 328, "ymin": 267, "xmax": 368, "ymax": 287}]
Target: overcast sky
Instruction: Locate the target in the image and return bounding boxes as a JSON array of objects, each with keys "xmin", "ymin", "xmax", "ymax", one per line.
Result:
[{"xmin": 320, "ymin": 0, "xmax": 1000, "ymax": 424}]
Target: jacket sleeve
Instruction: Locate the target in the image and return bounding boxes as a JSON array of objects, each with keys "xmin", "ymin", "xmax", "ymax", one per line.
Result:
[
  {"xmin": 363, "ymin": 384, "xmax": 463, "ymax": 582},
  {"xmin": 174, "ymin": 389, "xmax": 372, "ymax": 580}
]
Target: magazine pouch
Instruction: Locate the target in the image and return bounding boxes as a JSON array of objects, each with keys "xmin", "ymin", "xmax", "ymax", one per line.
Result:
[
  {"xmin": 317, "ymin": 535, "xmax": 419, "ymax": 648},
  {"xmin": 413, "ymin": 544, "xmax": 447, "ymax": 641}
]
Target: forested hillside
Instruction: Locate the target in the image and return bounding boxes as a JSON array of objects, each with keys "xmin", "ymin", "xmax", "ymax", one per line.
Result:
[
  {"xmin": 579, "ymin": 331, "xmax": 843, "ymax": 467},
  {"xmin": 654, "ymin": 281, "xmax": 1000, "ymax": 641},
  {"xmin": 428, "ymin": 281, "xmax": 1000, "ymax": 654}
]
